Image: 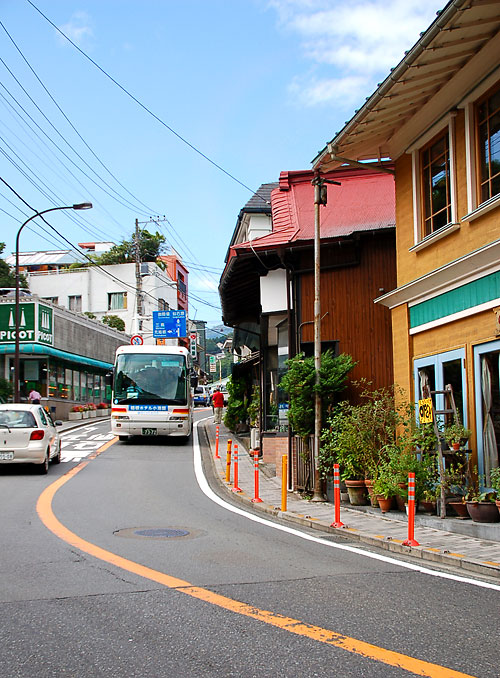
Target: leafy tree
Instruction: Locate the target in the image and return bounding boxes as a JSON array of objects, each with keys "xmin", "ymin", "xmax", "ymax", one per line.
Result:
[
  {"xmin": 94, "ymin": 229, "xmax": 166, "ymax": 265},
  {"xmin": 0, "ymin": 243, "xmax": 27, "ymax": 289},
  {"xmin": 279, "ymin": 350, "xmax": 356, "ymax": 442},
  {"xmin": 101, "ymin": 315, "xmax": 125, "ymax": 331},
  {"xmin": 223, "ymin": 376, "xmax": 248, "ymax": 432}
]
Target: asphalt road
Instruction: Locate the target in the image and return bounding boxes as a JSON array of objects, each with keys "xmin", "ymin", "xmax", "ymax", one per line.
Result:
[{"xmin": 0, "ymin": 413, "xmax": 498, "ymax": 678}]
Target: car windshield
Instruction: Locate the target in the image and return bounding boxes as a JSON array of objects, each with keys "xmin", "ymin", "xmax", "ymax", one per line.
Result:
[
  {"xmin": 114, "ymin": 353, "xmax": 188, "ymax": 405},
  {"xmin": 0, "ymin": 410, "xmax": 37, "ymax": 428}
]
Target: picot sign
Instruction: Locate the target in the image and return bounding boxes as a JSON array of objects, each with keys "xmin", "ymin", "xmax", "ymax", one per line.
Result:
[{"xmin": 0, "ymin": 302, "xmax": 53, "ymax": 346}]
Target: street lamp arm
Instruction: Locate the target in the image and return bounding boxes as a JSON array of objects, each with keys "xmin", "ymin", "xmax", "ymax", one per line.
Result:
[{"xmin": 13, "ymin": 202, "xmax": 92, "ymax": 402}]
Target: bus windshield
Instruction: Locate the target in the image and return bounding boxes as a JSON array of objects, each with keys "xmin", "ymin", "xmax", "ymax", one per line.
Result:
[{"xmin": 114, "ymin": 353, "xmax": 188, "ymax": 405}]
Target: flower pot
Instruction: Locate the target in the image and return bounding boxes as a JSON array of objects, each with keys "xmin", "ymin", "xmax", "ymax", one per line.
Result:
[
  {"xmin": 419, "ymin": 500, "xmax": 436, "ymax": 514},
  {"xmin": 345, "ymin": 479, "xmax": 368, "ymax": 506},
  {"xmin": 68, "ymin": 411, "xmax": 82, "ymax": 421},
  {"xmin": 376, "ymin": 495, "xmax": 393, "ymax": 513},
  {"xmin": 449, "ymin": 501, "xmax": 469, "ymax": 518},
  {"xmin": 364, "ymin": 479, "xmax": 379, "ymax": 507},
  {"xmin": 89, "ymin": 410, "xmax": 97, "ymax": 418},
  {"xmin": 496, "ymin": 500, "xmax": 500, "ymax": 517},
  {"xmin": 466, "ymin": 501, "xmax": 500, "ymax": 523},
  {"xmin": 82, "ymin": 411, "xmax": 89, "ymax": 419}
]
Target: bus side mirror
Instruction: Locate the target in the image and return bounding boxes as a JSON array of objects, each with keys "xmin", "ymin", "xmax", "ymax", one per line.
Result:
[
  {"xmin": 105, "ymin": 371, "xmax": 114, "ymax": 387},
  {"xmin": 190, "ymin": 373, "xmax": 198, "ymax": 388}
]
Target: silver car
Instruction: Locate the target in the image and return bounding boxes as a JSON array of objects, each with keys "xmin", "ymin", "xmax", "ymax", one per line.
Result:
[{"xmin": 0, "ymin": 404, "xmax": 62, "ymax": 474}]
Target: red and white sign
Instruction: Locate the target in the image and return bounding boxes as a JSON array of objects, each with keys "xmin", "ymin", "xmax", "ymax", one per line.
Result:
[{"xmin": 130, "ymin": 334, "xmax": 144, "ymax": 345}]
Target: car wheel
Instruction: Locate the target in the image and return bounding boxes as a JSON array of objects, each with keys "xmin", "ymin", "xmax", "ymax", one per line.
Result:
[
  {"xmin": 53, "ymin": 440, "xmax": 62, "ymax": 464},
  {"xmin": 37, "ymin": 450, "xmax": 50, "ymax": 474}
]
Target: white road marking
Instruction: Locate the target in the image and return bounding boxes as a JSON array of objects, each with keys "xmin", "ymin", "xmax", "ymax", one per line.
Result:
[
  {"xmin": 60, "ymin": 423, "xmax": 115, "ymax": 462},
  {"xmin": 193, "ymin": 418, "xmax": 500, "ymax": 592}
]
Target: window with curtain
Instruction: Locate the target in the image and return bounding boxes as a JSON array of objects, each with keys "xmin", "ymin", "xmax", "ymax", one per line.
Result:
[
  {"xmin": 108, "ymin": 292, "xmax": 127, "ymax": 310},
  {"xmin": 68, "ymin": 295, "xmax": 82, "ymax": 312}
]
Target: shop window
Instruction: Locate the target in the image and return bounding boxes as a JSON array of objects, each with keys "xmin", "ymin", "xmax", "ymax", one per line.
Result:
[
  {"xmin": 68, "ymin": 295, "xmax": 82, "ymax": 312},
  {"xmin": 73, "ymin": 371, "xmax": 80, "ymax": 401},
  {"xmin": 477, "ymin": 82, "xmax": 500, "ymax": 204},
  {"xmin": 421, "ymin": 132, "xmax": 452, "ymax": 236},
  {"xmin": 65, "ymin": 369, "xmax": 73, "ymax": 401},
  {"xmin": 108, "ymin": 292, "xmax": 127, "ymax": 310}
]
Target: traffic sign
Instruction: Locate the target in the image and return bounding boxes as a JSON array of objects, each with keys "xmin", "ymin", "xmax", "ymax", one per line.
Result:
[
  {"xmin": 152, "ymin": 310, "xmax": 187, "ymax": 338},
  {"xmin": 130, "ymin": 334, "xmax": 144, "ymax": 345}
]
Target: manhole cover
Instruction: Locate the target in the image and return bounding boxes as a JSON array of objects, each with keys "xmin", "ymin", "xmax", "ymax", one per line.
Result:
[
  {"xmin": 114, "ymin": 526, "xmax": 204, "ymax": 541},
  {"xmin": 134, "ymin": 528, "xmax": 190, "ymax": 538}
]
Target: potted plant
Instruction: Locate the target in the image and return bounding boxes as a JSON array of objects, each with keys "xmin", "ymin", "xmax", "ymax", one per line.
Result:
[
  {"xmin": 490, "ymin": 467, "xmax": 500, "ymax": 516},
  {"xmin": 96, "ymin": 402, "xmax": 109, "ymax": 417},
  {"xmin": 465, "ymin": 471, "xmax": 499, "ymax": 522},
  {"xmin": 443, "ymin": 420, "xmax": 471, "ymax": 451},
  {"xmin": 419, "ymin": 486, "xmax": 439, "ymax": 514},
  {"xmin": 68, "ymin": 405, "xmax": 83, "ymax": 421},
  {"xmin": 372, "ymin": 463, "xmax": 399, "ymax": 513}
]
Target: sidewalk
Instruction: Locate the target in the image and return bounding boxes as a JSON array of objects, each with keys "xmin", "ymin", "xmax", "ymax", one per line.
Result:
[{"xmin": 201, "ymin": 418, "xmax": 500, "ymax": 579}]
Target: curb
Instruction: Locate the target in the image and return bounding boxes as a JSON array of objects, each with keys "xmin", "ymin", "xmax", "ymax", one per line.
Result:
[{"xmin": 201, "ymin": 420, "xmax": 500, "ymax": 580}]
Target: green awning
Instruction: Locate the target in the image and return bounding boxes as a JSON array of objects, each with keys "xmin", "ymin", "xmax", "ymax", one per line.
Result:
[{"xmin": 0, "ymin": 343, "xmax": 112, "ymax": 370}]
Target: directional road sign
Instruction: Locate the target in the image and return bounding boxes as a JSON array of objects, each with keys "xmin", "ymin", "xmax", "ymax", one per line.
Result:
[{"xmin": 152, "ymin": 310, "xmax": 187, "ymax": 338}]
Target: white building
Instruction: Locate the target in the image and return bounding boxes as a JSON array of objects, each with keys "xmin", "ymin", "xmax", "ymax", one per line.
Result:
[{"xmin": 25, "ymin": 261, "xmax": 178, "ymax": 341}]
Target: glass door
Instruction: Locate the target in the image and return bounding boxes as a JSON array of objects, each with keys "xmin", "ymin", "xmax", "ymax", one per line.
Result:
[{"xmin": 414, "ymin": 348, "xmax": 467, "ymax": 428}]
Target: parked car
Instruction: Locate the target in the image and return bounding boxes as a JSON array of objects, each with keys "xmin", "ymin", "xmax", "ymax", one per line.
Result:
[
  {"xmin": 193, "ymin": 386, "xmax": 211, "ymax": 407},
  {"xmin": 0, "ymin": 404, "xmax": 62, "ymax": 474}
]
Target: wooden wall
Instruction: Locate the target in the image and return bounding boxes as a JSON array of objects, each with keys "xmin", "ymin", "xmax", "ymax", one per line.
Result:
[{"xmin": 298, "ymin": 232, "xmax": 396, "ymax": 393}]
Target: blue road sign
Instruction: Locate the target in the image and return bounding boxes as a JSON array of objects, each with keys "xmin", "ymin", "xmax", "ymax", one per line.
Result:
[{"xmin": 152, "ymin": 310, "xmax": 187, "ymax": 338}]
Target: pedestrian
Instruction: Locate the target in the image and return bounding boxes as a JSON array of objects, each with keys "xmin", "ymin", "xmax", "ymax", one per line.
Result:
[
  {"xmin": 212, "ymin": 387, "xmax": 224, "ymax": 425},
  {"xmin": 28, "ymin": 388, "xmax": 42, "ymax": 405}
]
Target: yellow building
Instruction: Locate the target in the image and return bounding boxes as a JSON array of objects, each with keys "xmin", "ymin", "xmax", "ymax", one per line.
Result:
[{"xmin": 314, "ymin": 1, "xmax": 500, "ymax": 483}]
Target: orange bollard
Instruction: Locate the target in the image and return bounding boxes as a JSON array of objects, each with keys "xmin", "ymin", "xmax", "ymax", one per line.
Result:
[
  {"xmin": 330, "ymin": 463, "xmax": 345, "ymax": 528},
  {"xmin": 403, "ymin": 472, "xmax": 420, "ymax": 546},
  {"xmin": 225, "ymin": 439, "xmax": 232, "ymax": 483},
  {"xmin": 251, "ymin": 450, "xmax": 263, "ymax": 503},
  {"xmin": 215, "ymin": 425, "xmax": 220, "ymax": 459},
  {"xmin": 281, "ymin": 454, "xmax": 288, "ymax": 512},
  {"xmin": 232, "ymin": 443, "xmax": 242, "ymax": 493}
]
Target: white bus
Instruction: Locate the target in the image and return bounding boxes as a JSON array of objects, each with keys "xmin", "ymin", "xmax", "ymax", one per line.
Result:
[{"xmin": 110, "ymin": 344, "xmax": 194, "ymax": 442}]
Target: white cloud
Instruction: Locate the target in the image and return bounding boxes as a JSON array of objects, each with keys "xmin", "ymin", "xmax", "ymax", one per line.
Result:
[
  {"xmin": 57, "ymin": 11, "xmax": 93, "ymax": 47},
  {"xmin": 268, "ymin": 0, "xmax": 445, "ymax": 109}
]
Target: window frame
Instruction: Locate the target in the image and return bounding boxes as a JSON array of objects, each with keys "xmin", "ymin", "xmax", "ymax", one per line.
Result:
[
  {"xmin": 68, "ymin": 295, "xmax": 82, "ymax": 312},
  {"xmin": 420, "ymin": 130, "xmax": 453, "ymax": 238},
  {"xmin": 409, "ymin": 114, "xmax": 458, "ymax": 250},
  {"xmin": 475, "ymin": 80, "xmax": 500, "ymax": 206},
  {"xmin": 107, "ymin": 291, "xmax": 127, "ymax": 311}
]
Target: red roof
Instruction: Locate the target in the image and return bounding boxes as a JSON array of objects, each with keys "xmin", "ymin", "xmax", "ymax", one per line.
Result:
[{"xmin": 231, "ymin": 167, "xmax": 394, "ymax": 255}]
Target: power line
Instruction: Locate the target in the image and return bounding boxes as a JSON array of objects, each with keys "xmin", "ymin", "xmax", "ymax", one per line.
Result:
[
  {"xmin": 0, "ymin": 18, "xmax": 160, "ymax": 218},
  {"xmin": 26, "ymin": 0, "xmax": 272, "ymax": 209}
]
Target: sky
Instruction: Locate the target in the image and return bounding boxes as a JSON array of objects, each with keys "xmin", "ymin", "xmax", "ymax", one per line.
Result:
[{"xmin": 0, "ymin": 0, "xmax": 446, "ymax": 324}]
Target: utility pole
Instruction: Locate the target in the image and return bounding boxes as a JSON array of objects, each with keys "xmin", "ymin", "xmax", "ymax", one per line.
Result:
[
  {"xmin": 311, "ymin": 173, "xmax": 340, "ymax": 502},
  {"xmin": 134, "ymin": 218, "xmax": 143, "ymax": 332}
]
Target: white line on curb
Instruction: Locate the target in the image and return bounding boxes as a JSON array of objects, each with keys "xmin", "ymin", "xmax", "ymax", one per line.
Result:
[{"xmin": 193, "ymin": 418, "xmax": 500, "ymax": 592}]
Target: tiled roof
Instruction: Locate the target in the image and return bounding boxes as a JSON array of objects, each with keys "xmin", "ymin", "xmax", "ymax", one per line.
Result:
[
  {"xmin": 242, "ymin": 182, "xmax": 279, "ymax": 212},
  {"xmin": 232, "ymin": 167, "xmax": 394, "ymax": 253}
]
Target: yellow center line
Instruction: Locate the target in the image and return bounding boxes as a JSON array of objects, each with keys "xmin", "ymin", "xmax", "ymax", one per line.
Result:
[{"xmin": 36, "ymin": 438, "xmax": 476, "ymax": 678}]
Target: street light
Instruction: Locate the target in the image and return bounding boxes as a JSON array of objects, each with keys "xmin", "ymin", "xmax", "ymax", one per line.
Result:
[{"xmin": 14, "ymin": 203, "xmax": 92, "ymax": 402}]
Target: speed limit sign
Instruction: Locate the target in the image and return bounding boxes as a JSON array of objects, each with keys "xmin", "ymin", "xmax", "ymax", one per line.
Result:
[{"xmin": 130, "ymin": 334, "xmax": 144, "ymax": 345}]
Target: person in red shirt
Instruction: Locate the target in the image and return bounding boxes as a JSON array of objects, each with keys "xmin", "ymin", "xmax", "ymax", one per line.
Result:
[{"xmin": 211, "ymin": 387, "xmax": 224, "ymax": 425}]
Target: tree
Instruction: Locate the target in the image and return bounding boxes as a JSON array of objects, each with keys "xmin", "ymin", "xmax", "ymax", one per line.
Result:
[
  {"xmin": 0, "ymin": 243, "xmax": 27, "ymax": 289},
  {"xmin": 101, "ymin": 315, "xmax": 125, "ymax": 332},
  {"xmin": 0, "ymin": 376, "xmax": 12, "ymax": 403},
  {"xmin": 94, "ymin": 229, "xmax": 166, "ymax": 265},
  {"xmin": 279, "ymin": 350, "xmax": 356, "ymax": 442}
]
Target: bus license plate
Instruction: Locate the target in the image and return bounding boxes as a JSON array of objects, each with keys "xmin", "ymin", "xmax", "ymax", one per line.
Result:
[
  {"xmin": 0, "ymin": 452, "xmax": 14, "ymax": 460},
  {"xmin": 142, "ymin": 428, "xmax": 157, "ymax": 436}
]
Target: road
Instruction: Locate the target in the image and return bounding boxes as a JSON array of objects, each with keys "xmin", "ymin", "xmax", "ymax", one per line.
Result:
[{"xmin": 0, "ymin": 412, "xmax": 498, "ymax": 678}]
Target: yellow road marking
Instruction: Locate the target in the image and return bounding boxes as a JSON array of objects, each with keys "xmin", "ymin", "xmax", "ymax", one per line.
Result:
[{"xmin": 36, "ymin": 438, "xmax": 476, "ymax": 678}]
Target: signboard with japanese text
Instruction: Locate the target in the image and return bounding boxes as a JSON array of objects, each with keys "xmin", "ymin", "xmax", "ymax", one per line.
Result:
[
  {"xmin": 209, "ymin": 355, "xmax": 216, "ymax": 373},
  {"xmin": 418, "ymin": 398, "xmax": 433, "ymax": 424},
  {"xmin": 152, "ymin": 309, "xmax": 187, "ymax": 338}
]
